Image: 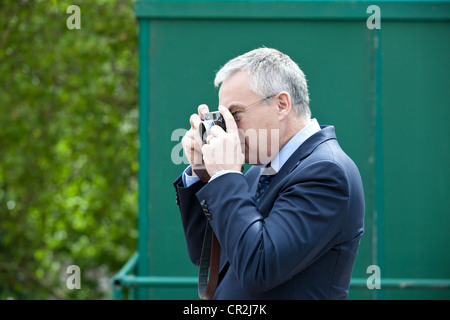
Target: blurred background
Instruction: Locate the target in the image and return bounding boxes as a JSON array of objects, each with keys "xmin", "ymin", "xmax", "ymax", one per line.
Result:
[
  {"xmin": 1, "ymin": 0, "xmax": 449, "ymax": 300},
  {"xmin": 0, "ymin": 0, "xmax": 138, "ymax": 299}
]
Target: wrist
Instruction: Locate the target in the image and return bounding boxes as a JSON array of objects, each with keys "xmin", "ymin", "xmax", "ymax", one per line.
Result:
[{"xmin": 209, "ymin": 169, "xmax": 243, "ymax": 182}]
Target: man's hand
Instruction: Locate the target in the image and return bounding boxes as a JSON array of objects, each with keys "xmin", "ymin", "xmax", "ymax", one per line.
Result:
[
  {"xmin": 201, "ymin": 105, "xmax": 245, "ymax": 177},
  {"xmin": 181, "ymin": 104, "xmax": 211, "ymax": 182}
]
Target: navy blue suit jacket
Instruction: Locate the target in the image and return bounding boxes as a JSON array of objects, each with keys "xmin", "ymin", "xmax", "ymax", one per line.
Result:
[{"xmin": 174, "ymin": 126, "xmax": 365, "ymax": 299}]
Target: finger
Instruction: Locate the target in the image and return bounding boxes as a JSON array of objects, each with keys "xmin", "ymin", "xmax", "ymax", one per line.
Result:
[
  {"xmin": 184, "ymin": 128, "xmax": 197, "ymax": 142},
  {"xmin": 201, "ymin": 144, "xmax": 212, "ymax": 165},
  {"xmin": 184, "ymin": 128, "xmax": 203, "ymax": 152},
  {"xmin": 205, "ymin": 135, "xmax": 214, "ymax": 144},
  {"xmin": 209, "ymin": 124, "xmax": 225, "ymax": 137},
  {"xmin": 182, "ymin": 130, "xmax": 196, "ymax": 149},
  {"xmin": 189, "ymin": 113, "xmax": 201, "ymax": 130},
  {"xmin": 219, "ymin": 105, "xmax": 238, "ymax": 135},
  {"xmin": 190, "ymin": 120, "xmax": 206, "ymax": 149},
  {"xmin": 198, "ymin": 104, "xmax": 209, "ymax": 117}
]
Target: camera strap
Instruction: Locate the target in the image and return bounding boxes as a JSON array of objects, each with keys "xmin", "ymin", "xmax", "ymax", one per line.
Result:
[{"xmin": 198, "ymin": 221, "xmax": 220, "ymax": 300}]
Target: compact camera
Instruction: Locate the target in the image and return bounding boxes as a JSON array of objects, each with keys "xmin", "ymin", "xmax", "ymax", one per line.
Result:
[{"xmin": 199, "ymin": 111, "xmax": 227, "ymax": 143}]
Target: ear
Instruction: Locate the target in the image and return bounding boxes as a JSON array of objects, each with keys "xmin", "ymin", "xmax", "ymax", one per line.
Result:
[{"xmin": 276, "ymin": 91, "xmax": 292, "ymax": 121}]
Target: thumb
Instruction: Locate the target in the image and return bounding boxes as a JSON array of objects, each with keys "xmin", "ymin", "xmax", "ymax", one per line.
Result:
[{"xmin": 198, "ymin": 104, "xmax": 209, "ymax": 117}]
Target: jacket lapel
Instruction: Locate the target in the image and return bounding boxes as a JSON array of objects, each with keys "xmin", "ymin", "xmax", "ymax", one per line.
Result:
[
  {"xmin": 244, "ymin": 165, "xmax": 261, "ymax": 195},
  {"xmin": 256, "ymin": 126, "xmax": 337, "ymax": 212},
  {"xmin": 280, "ymin": 126, "xmax": 336, "ymax": 175}
]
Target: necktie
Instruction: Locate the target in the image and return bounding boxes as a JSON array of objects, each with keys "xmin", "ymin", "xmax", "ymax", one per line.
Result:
[{"xmin": 255, "ymin": 164, "xmax": 276, "ymax": 202}]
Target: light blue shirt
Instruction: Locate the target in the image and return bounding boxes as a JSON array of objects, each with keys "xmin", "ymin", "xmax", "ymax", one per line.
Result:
[{"xmin": 182, "ymin": 118, "xmax": 321, "ymax": 186}]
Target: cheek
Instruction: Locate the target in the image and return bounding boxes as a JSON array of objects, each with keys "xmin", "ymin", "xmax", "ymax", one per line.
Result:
[
  {"xmin": 265, "ymin": 111, "xmax": 279, "ymax": 128},
  {"xmin": 239, "ymin": 118, "xmax": 272, "ymax": 147},
  {"xmin": 253, "ymin": 109, "xmax": 277, "ymax": 129}
]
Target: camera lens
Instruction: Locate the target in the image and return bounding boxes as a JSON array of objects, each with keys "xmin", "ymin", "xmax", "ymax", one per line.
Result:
[{"xmin": 199, "ymin": 111, "xmax": 227, "ymax": 143}]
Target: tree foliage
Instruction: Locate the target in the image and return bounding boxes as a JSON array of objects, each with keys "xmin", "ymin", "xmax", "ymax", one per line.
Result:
[{"xmin": 0, "ymin": 0, "xmax": 138, "ymax": 299}]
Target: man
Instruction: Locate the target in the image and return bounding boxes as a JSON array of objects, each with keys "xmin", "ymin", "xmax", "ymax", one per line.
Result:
[{"xmin": 174, "ymin": 48, "xmax": 365, "ymax": 299}]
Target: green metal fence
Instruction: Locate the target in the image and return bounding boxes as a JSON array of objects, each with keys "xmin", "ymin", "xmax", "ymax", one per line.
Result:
[
  {"xmin": 111, "ymin": 0, "xmax": 450, "ymax": 300},
  {"xmin": 111, "ymin": 252, "xmax": 450, "ymax": 299}
]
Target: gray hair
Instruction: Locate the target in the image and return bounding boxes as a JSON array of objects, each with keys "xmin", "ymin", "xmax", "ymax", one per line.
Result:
[{"xmin": 214, "ymin": 48, "xmax": 311, "ymax": 119}]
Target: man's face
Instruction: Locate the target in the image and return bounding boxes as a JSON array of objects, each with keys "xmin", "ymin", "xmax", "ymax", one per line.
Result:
[{"xmin": 218, "ymin": 71, "xmax": 280, "ymax": 165}]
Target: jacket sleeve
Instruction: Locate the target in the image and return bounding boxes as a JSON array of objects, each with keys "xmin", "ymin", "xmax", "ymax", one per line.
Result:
[
  {"xmin": 194, "ymin": 161, "xmax": 350, "ymax": 293},
  {"xmin": 173, "ymin": 175, "xmax": 207, "ymax": 266}
]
